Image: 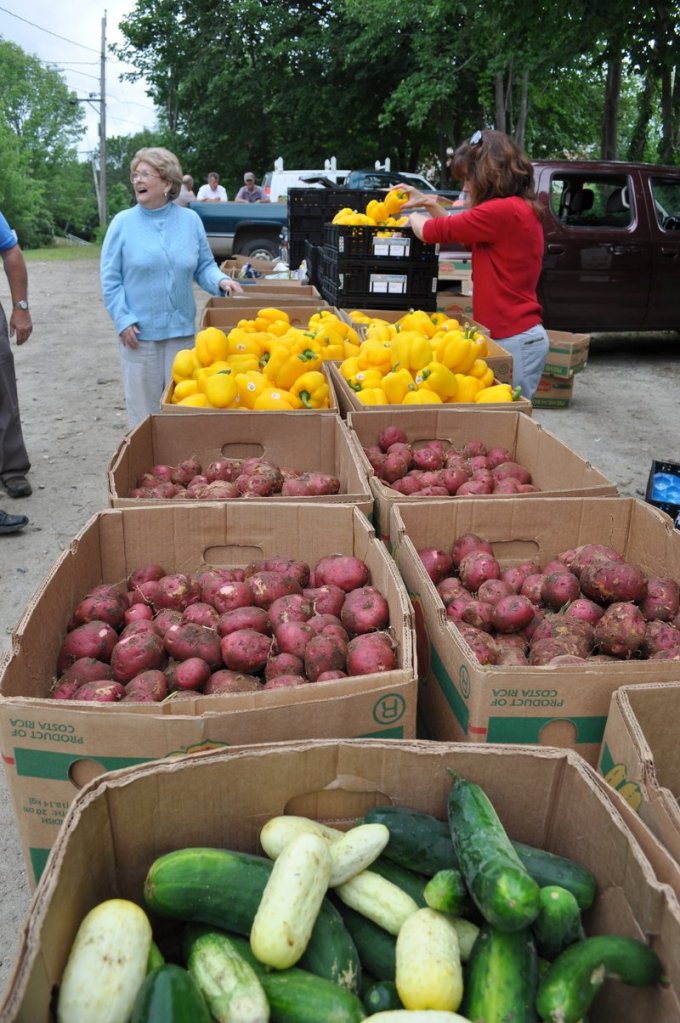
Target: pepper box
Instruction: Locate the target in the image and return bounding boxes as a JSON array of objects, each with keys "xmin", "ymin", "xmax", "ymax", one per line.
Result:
[{"xmin": 2, "ymin": 741, "xmax": 680, "ymax": 1022}]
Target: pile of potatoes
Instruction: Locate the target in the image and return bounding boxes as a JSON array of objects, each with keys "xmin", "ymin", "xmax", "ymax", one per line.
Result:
[
  {"xmin": 128, "ymin": 455, "xmax": 341, "ymax": 500},
  {"xmin": 418, "ymin": 534, "xmax": 680, "ymax": 666}
]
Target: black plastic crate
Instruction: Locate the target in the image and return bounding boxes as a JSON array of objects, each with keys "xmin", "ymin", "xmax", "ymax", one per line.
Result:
[
  {"xmin": 320, "ymin": 275, "xmax": 437, "ymax": 311},
  {"xmin": 288, "ymin": 189, "xmax": 390, "ymax": 270},
  {"xmin": 645, "ymin": 459, "xmax": 680, "ymax": 522},
  {"xmin": 319, "ymin": 254, "xmax": 437, "ymax": 311},
  {"xmin": 323, "ymin": 222, "xmax": 438, "ymax": 262},
  {"xmin": 304, "ymin": 240, "xmax": 322, "ymax": 290}
]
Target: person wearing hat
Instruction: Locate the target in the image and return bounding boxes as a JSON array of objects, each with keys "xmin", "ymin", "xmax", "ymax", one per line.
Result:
[{"xmin": 235, "ymin": 172, "xmax": 269, "ymax": 203}]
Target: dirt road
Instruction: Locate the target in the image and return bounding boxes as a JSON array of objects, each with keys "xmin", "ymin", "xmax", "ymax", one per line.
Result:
[{"xmin": 0, "ymin": 258, "xmax": 678, "ymax": 995}]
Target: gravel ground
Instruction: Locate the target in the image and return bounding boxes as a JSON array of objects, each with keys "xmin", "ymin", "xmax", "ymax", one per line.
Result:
[{"xmin": 0, "ymin": 258, "xmax": 678, "ymax": 998}]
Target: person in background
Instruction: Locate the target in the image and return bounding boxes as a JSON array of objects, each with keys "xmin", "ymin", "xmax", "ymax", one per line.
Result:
[
  {"xmin": 100, "ymin": 147, "xmax": 243, "ymax": 429},
  {"xmin": 402, "ymin": 129, "xmax": 549, "ymax": 401},
  {"xmin": 175, "ymin": 174, "xmax": 197, "ymax": 207},
  {"xmin": 196, "ymin": 171, "xmax": 228, "ymax": 202},
  {"xmin": 235, "ymin": 172, "xmax": 269, "ymax": 203},
  {"xmin": 0, "ymin": 211, "xmax": 32, "ymax": 533}
]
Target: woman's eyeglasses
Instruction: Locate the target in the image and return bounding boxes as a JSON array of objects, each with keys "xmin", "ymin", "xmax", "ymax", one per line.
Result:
[
  {"xmin": 470, "ymin": 130, "xmax": 484, "ymax": 146},
  {"xmin": 130, "ymin": 171, "xmax": 160, "ymax": 182}
]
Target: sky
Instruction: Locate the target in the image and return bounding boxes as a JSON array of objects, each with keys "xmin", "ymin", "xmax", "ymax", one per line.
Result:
[{"xmin": 0, "ymin": 0, "xmax": 158, "ymax": 156}]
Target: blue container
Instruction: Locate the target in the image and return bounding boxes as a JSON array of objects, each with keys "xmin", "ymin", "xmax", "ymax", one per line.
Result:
[{"xmin": 645, "ymin": 459, "xmax": 680, "ymax": 522}]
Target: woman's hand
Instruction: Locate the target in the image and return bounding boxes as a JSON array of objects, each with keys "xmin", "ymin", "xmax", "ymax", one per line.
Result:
[
  {"xmin": 119, "ymin": 324, "xmax": 140, "ymax": 349},
  {"xmin": 219, "ymin": 277, "xmax": 244, "ymax": 296},
  {"xmin": 397, "ymin": 184, "xmax": 440, "ymax": 211}
]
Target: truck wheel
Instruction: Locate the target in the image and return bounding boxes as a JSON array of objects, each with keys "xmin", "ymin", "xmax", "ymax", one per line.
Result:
[{"xmin": 238, "ymin": 238, "xmax": 280, "ymax": 260}]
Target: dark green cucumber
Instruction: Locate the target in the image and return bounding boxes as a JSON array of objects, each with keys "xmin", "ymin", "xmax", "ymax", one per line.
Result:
[
  {"xmin": 221, "ymin": 932, "xmax": 367, "ymax": 1023},
  {"xmin": 369, "ymin": 856, "xmax": 428, "ymax": 906},
  {"xmin": 448, "ymin": 772, "xmax": 541, "ymax": 931},
  {"xmin": 536, "ymin": 935, "xmax": 665, "ymax": 1023},
  {"xmin": 143, "ymin": 847, "xmax": 360, "ymax": 991},
  {"xmin": 363, "ymin": 979, "xmax": 402, "ymax": 1013},
  {"xmin": 363, "ymin": 804, "xmax": 596, "ymax": 909},
  {"xmin": 462, "ymin": 924, "xmax": 539, "ymax": 1023},
  {"xmin": 424, "ymin": 868, "xmax": 470, "ymax": 917},
  {"xmin": 146, "ymin": 941, "xmax": 165, "ymax": 973},
  {"xmin": 332, "ymin": 898, "xmax": 396, "ymax": 981},
  {"xmin": 532, "ymin": 885, "xmax": 583, "ymax": 960},
  {"xmin": 131, "ymin": 963, "xmax": 211, "ymax": 1023}
]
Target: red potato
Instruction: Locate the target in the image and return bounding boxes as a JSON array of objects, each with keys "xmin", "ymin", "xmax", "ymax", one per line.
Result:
[
  {"xmin": 203, "ymin": 669, "xmax": 262, "ymax": 694},
  {"xmin": 196, "ymin": 480, "xmax": 240, "ymax": 500},
  {"xmin": 467, "ymin": 455, "xmax": 490, "ymax": 473},
  {"xmin": 500, "ymin": 566, "xmax": 530, "ymax": 593},
  {"xmin": 486, "ymin": 446, "xmax": 514, "ymax": 469},
  {"xmin": 440, "ymin": 466, "xmax": 469, "ymax": 495},
  {"xmin": 436, "ymin": 577, "xmax": 468, "ymax": 607},
  {"xmin": 494, "ymin": 632, "xmax": 529, "ymax": 655},
  {"xmin": 542, "ymin": 560, "xmax": 567, "ymax": 576},
  {"xmin": 454, "ymin": 623, "xmax": 499, "ymax": 665},
  {"xmin": 492, "ymin": 478, "xmax": 523, "ymax": 495},
  {"xmin": 73, "ymin": 681, "xmax": 126, "ymax": 702},
  {"xmin": 564, "ymin": 543, "xmax": 626, "ymax": 578},
  {"xmin": 530, "ymin": 616, "xmax": 595, "ymax": 658},
  {"xmin": 417, "ymin": 471, "xmax": 446, "ymax": 490},
  {"xmin": 390, "ymin": 476, "xmax": 423, "ymax": 495},
  {"xmin": 522, "ymin": 607, "xmax": 545, "ymax": 641},
  {"xmin": 457, "ymin": 479, "xmax": 493, "ymax": 496},
  {"xmin": 129, "ymin": 488, "xmax": 159, "ymax": 499},
  {"xmin": 477, "ymin": 578, "xmax": 515, "ymax": 606},
  {"xmin": 640, "ymin": 620, "xmax": 680, "ymax": 657},
  {"xmin": 57, "ymin": 621, "xmax": 118, "ymax": 674},
  {"xmin": 52, "ymin": 679, "xmax": 85, "ymax": 700},
  {"xmin": 416, "ymin": 487, "xmax": 450, "ymax": 497},
  {"xmin": 124, "ymin": 670, "xmax": 168, "ymax": 702},
  {"xmin": 444, "ymin": 452, "xmax": 471, "ymax": 473},
  {"xmin": 366, "ymin": 451, "xmax": 388, "ymax": 476},
  {"xmin": 418, "ymin": 548, "xmax": 454, "ymax": 584},
  {"xmin": 379, "ymin": 425, "xmax": 409, "ymax": 451},
  {"xmin": 164, "ymin": 622, "xmax": 222, "ymax": 668},
  {"xmin": 461, "ymin": 599, "xmax": 496, "ymax": 632},
  {"xmin": 174, "ymin": 657, "xmax": 212, "ymax": 691},
  {"xmin": 548, "ymin": 654, "xmax": 588, "ymax": 665},
  {"xmin": 124, "ymin": 603, "xmax": 155, "ymax": 626},
  {"xmin": 381, "ymin": 452, "xmax": 410, "ymax": 484},
  {"xmin": 258, "ymin": 557, "xmax": 311, "ymax": 587},
  {"xmin": 639, "ymin": 577, "xmax": 680, "ymax": 622},
  {"xmin": 282, "ymin": 472, "xmax": 341, "ymax": 497},
  {"xmin": 542, "ymin": 572, "xmax": 582, "ymax": 611},
  {"xmin": 153, "ymin": 609, "xmax": 183, "ymax": 637},
  {"xmin": 111, "ymin": 631, "xmax": 167, "ymax": 683},
  {"xmin": 563, "ymin": 598, "xmax": 605, "ymax": 626},
  {"xmin": 154, "ymin": 573, "xmax": 200, "ymax": 612},
  {"xmin": 529, "ymin": 638, "xmax": 586, "ymax": 665},
  {"xmin": 496, "ymin": 647, "xmax": 529, "ymax": 665},
  {"xmin": 274, "ymin": 620, "xmax": 315, "ymax": 658},
  {"xmin": 119, "ymin": 620, "xmax": 157, "ymax": 640},
  {"xmin": 217, "ymin": 606, "xmax": 271, "ymax": 638},
  {"xmin": 137, "ymin": 472, "xmax": 173, "ymax": 490},
  {"xmin": 203, "ymin": 578, "xmax": 254, "ymax": 615},
  {"xmin": 412, "ymin": 446, "xmax": 444, "ymax": 472},
  {"xmin": 182, "ymin": 602, "xmax": 220, "ymax": 629},
  {"xmin": 458, "ymin": 550, "xmax": 502, "ymax": 592},
  {"xmin": 303, "ymin": 584, "xmax": 347, "ymax": 618},
  {"xmin": 71, "ymin": 593, "xmax": 126, "ymax": 631},
  {"xmin": 580, "ymin": 559, "xmax": 647, "ymax": 605},
  {"xmin": 386, "ymin": 442, "xmax": 414, "ymax": 466},
  {"xmin": 127, "ymin": 580, "xmax": 162, "ymax": 607},
  {"xmin": 346, "ymin": 632, "xmax": 396, "ymax": 675},
  {"xmin": 304, "ymin": 633, "xmax": 348, "ymax": 681},
  {"xmin": 220, "ymin": 628, "xmax": 273, "ymax": 673},
  {"xmin": 491, "ymin": 461, "xmax": 532, "ymax": 485},
  {"xmin": 58, "ymin": 657, "xmax": 114, "ymax": 688},
  {"xmin": 520, "ymin": 574, "xmax": 546, "ymax": 606},
  {"xmin": 206, "ymin": 458, "xmax": 242, "ymax": 483},
  {"xmin": 446, "ymin": 593, "xmax": 474, "ymax": 622},
  {"xmin": 236, "ymin": 473, "xmax": 276, "ymax": 497},
  {"xmin": 147, "ymin": 464, "xmax": 174, "ymax": 482},
  {"xmin": 649, "ymin": 648, "xmax": 680, "ymax": 660},
  {"xmin": 341, "ymin": 586, "xmax": 390, "ymax": 634},
  {"xmin": 491, "ymin": 594, "xmax": 536, "ymax": 633},
  {"xmin": 248, "ymin": 571, "xmax": 302, "ymax": 609},
  {"xmin": 267, "ymin": 594, "xmax": 313, "ymax": 629},
  {"xmin": 263, "ymin": 674, "xmax": 308, "ymax": 689},
  {"xmin": 265, "ymin": 652, "xmax": 305, "ymax": 682},
  {"xmin": 306, "ymin": 613, "xmax": 346, "ymax": 635},
  {"xmin": 171, "ymin": 455, "xmax": 202, "ymax": 487},
  {"xmin": 460, "ymin": 440, "xmax": 487, "ymax": 458},
  {"xmin": 313, "ymin": 555, "xmax": 370, "ymax": 593},
  {"xmin": 316, "ymin": 670, "xmax": 348, "ymax": 681},
  {"xmin": 594, "ymin": 602, "xmax": 646, "ymax": 657}
]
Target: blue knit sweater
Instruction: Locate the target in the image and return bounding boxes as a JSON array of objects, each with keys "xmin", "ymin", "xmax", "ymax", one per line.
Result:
[{"xmin": 100, "ymin": 202, "xmax": 226, "ymax": 340}]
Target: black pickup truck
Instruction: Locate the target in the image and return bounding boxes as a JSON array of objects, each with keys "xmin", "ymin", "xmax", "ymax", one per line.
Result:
[{"xmin": 190, "ymin": 201, "xmax": 287, "ymax": 261}]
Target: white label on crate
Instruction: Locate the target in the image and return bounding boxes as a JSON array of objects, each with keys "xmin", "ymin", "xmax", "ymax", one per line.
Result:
[
  {"xmin": 372, "ymin": 236, "xmax": 411, "ymax": 258},
  {"xmin": 370, "ymin": 273, "xmax": 408, "ymax": 294}
]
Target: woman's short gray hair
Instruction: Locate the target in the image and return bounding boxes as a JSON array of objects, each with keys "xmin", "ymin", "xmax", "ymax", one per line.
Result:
[{"xmin": 131, "ymin": 147, "xmax": 183, "ymax": 201}]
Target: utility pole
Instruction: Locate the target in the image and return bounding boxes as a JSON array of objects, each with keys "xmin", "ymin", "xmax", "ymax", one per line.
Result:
[{"xmin": 98, "ymin": 13, "xmax": 107, "ymax": 227}]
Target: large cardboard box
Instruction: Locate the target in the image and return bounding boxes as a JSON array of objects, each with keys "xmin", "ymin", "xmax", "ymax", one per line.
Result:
[
  {"xmin": 2, "ymin": 741, "xmax": 679, "ymax": 1022},
  {"xmin": 543, "ymin": 329, "xmax": 590, "ymax": 377},
  {"xmin": 532, "ymin": 372, "xmax": 576, "ymax": 409},
  {"xmin": 347, "ymin": 408, "xmax": 618, "ymax": 541},
  {"xmin": 107, "ymin": 412, "xmax": 373, "ymax": 515},
  {"xmin": 0, "ymin": 506, "xmax": 415, "ymax": 883},
  {"xmin": 161, "ymin": 361, "xmax": 339, "ymax": 412},
  {"xmin": 200, "ymin": 297, "xmax": 328, "ymax": 329},
  {"xmin": 390, "ymin": 496, "xmax": 680, "ymax": 766},
  {"xmin": 599, "ymin": 683, "xmax": 680, "ymax": 867},
  {"xmin": 328, "ymin": 362, "xmax": 533, "ymax": 418}
]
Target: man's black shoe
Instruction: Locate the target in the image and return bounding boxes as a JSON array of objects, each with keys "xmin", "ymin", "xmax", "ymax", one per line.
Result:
[
  {"xmin": 2, "ymin": 476, "xmax": 32, "ymax": 498},
  {"xmin": 0, "ymin": 509, "xmax": 29, "ymax": 534}
]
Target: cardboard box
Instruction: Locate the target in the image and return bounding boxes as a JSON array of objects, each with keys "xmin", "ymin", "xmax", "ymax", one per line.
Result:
[
  {"xmin": 2, "ymin": 741, "xmax": 680, "ymax": 1022},
  {"xmin": 107, "ymin": 412, "xmax": 373, "ymax": 515},
  {"xmin": 162, "ymin": 361, "xmax": 339, "ymax": 413},
  {"xmin": 542, "ymin": 330, "xmax": 590, "ymax": 377},
  {"xmin": 532, "ymin": 372, "xmax": 575, "ymax": 409},
  {"xmin": 347, "ymin": 408, "xmax": 618, "ymax": 541},
  {"xmin": 328, "ymin": 362, "xmax": 532, "ymax": 418},
  {"xmin": 200, "ymin": 297, "xmax": 328, "ymax": 329},
  {"xmin": 390, "ymin": 496, "xmax": 680, "ymax": 766},
  {"xmin": 599, "ymin": 683, "xmax": 680, "ymax": 868},
  {"xmin": 219, "ymin": 254, "xmax": 281, "ymax": 274},
  {"xmin": 436, "ymin": 293, "xmax": 477, "ymax": 323},
  {"xmin": 0, "ymin": 505, "xmax": 416, "ymax": 883}
]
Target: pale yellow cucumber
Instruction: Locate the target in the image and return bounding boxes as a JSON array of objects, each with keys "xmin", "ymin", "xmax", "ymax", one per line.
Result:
[
  {"xmin": 329, "ymin": 823, "xmax": 390, "ymax": 885},
  {"xmin": 57, "ymin": 898, "xmax": 152, "ymax": 1023},
  {"xmin": 396, "ymin": 907, "xmax": 463, "ymax": 1012},
  {"xmin": 259, "ymin": 814, "xmax": 343, "ymax": 859},
  {"xmin": 250, "ymin": 831, "xmax": 332, "ymax": 969},
  {"xmin": 363, "ymin": 1012, "xmax": 472, "ymax": 1022},
  {"xmin": 334, "ymin": 870, "xmax": 419, "ymax": 935},
  {"xmin": 448, "ymin": 916, "xmax": 480, "ymax": 962}
]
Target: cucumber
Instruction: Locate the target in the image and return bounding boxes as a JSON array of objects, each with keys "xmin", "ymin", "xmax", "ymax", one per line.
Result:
[
  {"xmin": 131, "ymin": 964, "xmax": 212, "ymax": 1023},
  {"xmin": 369, "ymin": 856, "xmax": 428, "ymax": 906},
  {"xmin": 363, "ymin": 805, "xmax": 596, "ymax": 909},
  {"xmin": 220, "ymin": 932, "xmax": 367, "ymax": 1023},
  {"xmin": 147, "ymin": 942, "xmax": 165, "ymax": 973},
  {"xmin": 363, "ymin": 980, "xmax": 402, "ymax": 1013},
  {"xmin": 536, "ymin": 935, "xmax": 665, "ymax": 1023},
  {"xmin": 423, "ymin": 869, "xmax": 469, "ymax": 917},
  {"xmin": 333, "ymin": 900, "xmax": 397, "ymax": 981},
  {"xmin": 396, "ymin": 908, "xmax": 463, "ymax": 1012},
  {"xmin": 144, "ymin": 847, "xmax": 360, "ymax": 991},
  {"xmin": 462, "ymin": 924, "xmax": 539, "ymax": 1023},
  {"xmin": 447, "ymin": 772, "xmax": 540, "ymax": 931},
  {"xmin": 182, "ymin": 925, "xmax": 269, "ymax": 1023},
  {"xmin": 334, "ymin": 869, "xmax": 419, "ymax": 935},
  {"xmin": 532, "ymin": 886, "xmax": 583, "ymax": 961}
]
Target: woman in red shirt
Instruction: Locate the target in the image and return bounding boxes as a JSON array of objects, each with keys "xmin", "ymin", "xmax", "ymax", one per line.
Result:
[{"xmin": 403, "ymin": 130, "xmax": 549, "ymax": 401}]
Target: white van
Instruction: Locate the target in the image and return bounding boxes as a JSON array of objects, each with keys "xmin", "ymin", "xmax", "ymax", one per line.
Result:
[{"xmin": 262, "ymin": 158, "xmax": 349, "ymax": 202}]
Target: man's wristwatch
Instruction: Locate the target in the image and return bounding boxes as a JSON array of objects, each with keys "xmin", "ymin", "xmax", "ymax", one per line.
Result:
[{"xmin": 14, "ymin": 300, "xmax": 29, "ymax": 310}]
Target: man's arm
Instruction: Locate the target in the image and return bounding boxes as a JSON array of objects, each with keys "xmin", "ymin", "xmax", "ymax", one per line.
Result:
[{"xmin": 1, "ymin": 245, "xmax": 32, "ymax": 345}]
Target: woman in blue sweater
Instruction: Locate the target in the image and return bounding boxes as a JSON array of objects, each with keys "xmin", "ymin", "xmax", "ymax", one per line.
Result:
[{"xmin": 100, "ymin": 147, "xmax": 242, "ymax": 428}]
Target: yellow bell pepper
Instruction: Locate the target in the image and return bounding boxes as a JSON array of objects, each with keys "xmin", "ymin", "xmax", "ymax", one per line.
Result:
[
  {"xmin": 355, "ymin": 387, "xmax": 389, "ymax": 405},
  {"xmin": 390, "ymin": 332, "xmax": 433, "ymax": 373},
  {"xmin": 414, "ymin": 362, "xmax": 458, "ymax": 401},
  {"xmin": 255, "ymin": 307, "xmax": 289, "ymax": 326},
  {"xmin": 290, "ymin": 370, "xmax": 330, "ymax": 409},
  {"xmin": 343, "ymin": 340, "xmax": 361, "ymax": 359},
  {"xmin": 172, "ymin": 379, "xmax": 199, "ymax": 402},
  {"xmin": 339, "ymin": 355, "xmax": 361, "ymax": 380},
  {"xmin": 397, "ymin": 309, "xmax": 437, "ymax": 337},
  {"xmin": 265, "ymin": 345, "xmax": 322, "ymax": 389},
  {"xmin": 172, "ymin": 348, "xmax": 200, "ymax": 383},
  {"xmin": 226, "ymin": 352, "xmax": 260, "ymax": 374},
  {"xmin": 194, "ymin": 326, "xmax": 230, "ymax": 366},
  {"xmin": 177, "ymin": 392, "xmax": 210, "ymax": 407},
  {"xmin": 204, "ymin": 370, "xmax": 238, "ymax": 408},
  {"xmin": 384, "ymin": 188, "xmax": 409, "ymax": 216},
  {"xmin": 348, "ymin": 368, "xmax": 385, "ymax": 392},
  {"xmin": 468, "ymin": 359, "xmax": 495, "ymax": 388},
  {"xmin": 227, "ymin": 328, "xmax": 266, "ymax": 357},
  {"xmin": 454, "ymin": 374, "xmax": 485, "ymax": 402},
  {"xmin": 253, "ymin": 388, "xmax": 303, "ymax": 410},
  {"xmin": 366, "ymin": 199, "xmax": 388, "ymax": 223},
  {"xmin": 309, "ymin": 325, "xmax": 346, "ymax": 361},
  {"xmin": 365, "ymin": 320, "xmax": 395, "ymax": 344},
  {"xmin": 430, "ymin": 311, "xmax": 450, "ymax": 327},
  {"xmin": 474, "ymin": 383, "xmax": 523, "ymax": 403},
  {"xmin": 356, "ymin": 338, "xmax": 393, "ymax": 374},
  {"xmin": 382, "ymin": 367, "xmax": 416, "ymax": 404},
  {"xmin": 437, "ymin": 334, "xmax": 477, "ymax": 374},
  {"xmin": 235, "ymin": 369, "xmax": 269, "ymax": 409},
  {"xmin": 470, "ymin": 332, "xmax": 488, "ymax": 357},
  {"xmin": 402, "ymin": 388, "xmax": 443, "ymax": 404}
]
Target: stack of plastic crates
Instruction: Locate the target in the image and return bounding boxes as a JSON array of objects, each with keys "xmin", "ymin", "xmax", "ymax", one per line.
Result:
[
  {"xmin": 319, "ymin": 222, "xmax": 439, "ymax": 310},
  {"xmin": 287, "ymin": 188, "xmax": 386, "ymax": 271}
]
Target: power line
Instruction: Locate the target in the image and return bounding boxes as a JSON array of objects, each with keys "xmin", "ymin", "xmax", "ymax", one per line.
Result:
[{"xmin": 0, "ymin": 4, "xmax": 100, "ymax": 53}]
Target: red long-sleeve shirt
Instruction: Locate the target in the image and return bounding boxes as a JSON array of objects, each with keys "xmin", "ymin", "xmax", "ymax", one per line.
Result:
[{"xmin": 422, "ymin": 196, "xmax": 544, "ymax": 339}]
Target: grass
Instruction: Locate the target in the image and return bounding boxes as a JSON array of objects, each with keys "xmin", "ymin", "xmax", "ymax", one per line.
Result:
[{"xmin": 23, "ymin": 241, "xmax": 102, "ymax": 262}]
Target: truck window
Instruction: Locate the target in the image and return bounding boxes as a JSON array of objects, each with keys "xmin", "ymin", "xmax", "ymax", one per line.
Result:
[
  {"xmin": 549, "ymin": 174, "xmax": 632, "ymax": 228},
  {"xmin": 650, "ymin": 177, "xmax": 680, "ymax": 230}
]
